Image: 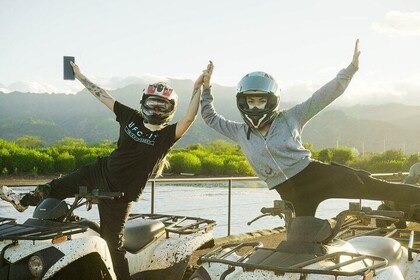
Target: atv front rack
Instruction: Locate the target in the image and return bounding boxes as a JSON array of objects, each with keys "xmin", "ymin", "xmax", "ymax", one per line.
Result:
[
  {"xmin": 0, "ymin": 217, "xmax": 87, "ymax": 241},
  {"xmin": 128, "ymin": 214, "xmax": 216, "ymax": 236},
  {"xmin": 199, "ymin": 242, "xmax": 386, "ymax": 279}
]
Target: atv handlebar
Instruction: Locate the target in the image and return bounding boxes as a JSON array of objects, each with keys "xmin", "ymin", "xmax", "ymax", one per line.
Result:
[
  {"xmin": 247, "ymin": 201, "xmax": 294, "ymax": 226},
  {"xmin": 249, "ymin": 200, "xmax": 406, "ymax": 229},
  {"xmin": 63, "ymin": 188, "xmax": 125, "ymax": 221}
]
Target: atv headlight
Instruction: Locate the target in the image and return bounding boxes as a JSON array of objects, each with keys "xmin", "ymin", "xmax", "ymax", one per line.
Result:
[{"xmin": 28, "ymin": 255, "xmax": 44, "ymax": 277}]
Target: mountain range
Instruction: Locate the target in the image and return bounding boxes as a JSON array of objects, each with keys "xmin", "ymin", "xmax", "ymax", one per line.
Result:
[{"xmin": 1, "ymin": 79, "xmax": 419, "ymax": 154}]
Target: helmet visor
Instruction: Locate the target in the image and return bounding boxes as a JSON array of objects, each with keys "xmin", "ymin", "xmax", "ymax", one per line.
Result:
[
  {"xmin": 237, "ymin": 75, "xmax": 278, "ymax": 94},
  {"xmin": 144, "ymin": 97, "xmax": 173, "ymax": 113}
]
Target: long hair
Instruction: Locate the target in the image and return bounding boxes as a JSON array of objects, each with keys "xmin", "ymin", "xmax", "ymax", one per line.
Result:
[{"xmin": 153, "ymin": 155, "xmax": 170, "ymax": 178}]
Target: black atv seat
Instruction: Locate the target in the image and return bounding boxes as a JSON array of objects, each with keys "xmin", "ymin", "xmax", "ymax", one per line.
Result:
[
  {"xmin": 286, "ymin": 216, "xmax": 335, "ymax": 243},
  {"xmin": 275, "ymin": 216, "xmax": 337, "ymax": 255},
  {"xmin": 123, "ymin": 218, "xmax": 165, "ymax": 253},
  {"xmin": 246, "ymin": 247, "xmax": 318, "ymax": 268}
]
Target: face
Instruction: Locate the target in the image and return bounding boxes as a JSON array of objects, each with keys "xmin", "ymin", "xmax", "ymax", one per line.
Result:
[{"xmin": 246, "ymin": 96, "xmax": 267, "ymax": 109}]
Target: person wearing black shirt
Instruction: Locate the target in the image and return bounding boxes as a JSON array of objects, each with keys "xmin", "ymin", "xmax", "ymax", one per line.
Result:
[{"xmin": 0, "ymin": 61, "xmax": 214, "ymax": 280}]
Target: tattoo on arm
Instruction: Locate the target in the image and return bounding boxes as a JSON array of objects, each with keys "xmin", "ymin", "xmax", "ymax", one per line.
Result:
[
  {"xmin": 80, "ymin": 77, "xmax": 112, "ymax": 100},
  {"xmin": 190, "ymin": 88, "xmax": 200, "ymax": 102}
]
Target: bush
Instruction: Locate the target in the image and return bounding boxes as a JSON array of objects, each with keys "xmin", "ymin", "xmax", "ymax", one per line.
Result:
[
  {"xmin": 15, "ymin": 136, "xmax": 45, "ymax": 149},
  {"xmin": 9, "ymin": 149, "xmax": 54, "ymax": 174},
  {"xmin": 331, "ymin": 147, "xmax": 355, "ymax": 164},
  {"xmin": 201, "ymin": 155, "xmax": 225, "ymax": 175},
  {"xmin": 168, "ymin": 152, "xmax": 201, "ymax": 174},
  {"xmin": 369, "ymin": 160, "xmax": 405, "ymax": 173},
  {"xmin": 347, "ymin": 155, "xmax": 372, "ymax": 171},
  {"xmin": 237, "ymin": 160, "xmax": 255, "ymax": 176},
  {"xmin": 371, "ymin": 150, "xmax": 407, "ymax": 163},
  {"xmin": 55, "ymin": 152, "xmax": 76, "ymax": 172},
  {"xmin": 223, "ymin": 157, "xmax": 241, "ymax": 176},
  {"xmin": 317, "ymin": 148, "xmax": 331, "ymax": 163},
  {"xmin": 189, "ymin": 149, "xmax": 209, "ymax": 161},
  {"xmin": 0, "ymin": 148, "xmax": 12, "ymax": 173}
]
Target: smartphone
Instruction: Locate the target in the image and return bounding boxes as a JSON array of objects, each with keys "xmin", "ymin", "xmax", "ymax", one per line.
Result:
[{"xmin": 63, "ymin": 56, "xmax": 75, "ymax": 80}]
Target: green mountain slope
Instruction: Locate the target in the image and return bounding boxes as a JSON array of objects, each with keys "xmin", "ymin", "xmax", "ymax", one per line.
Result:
[{"xmin": 1, "ymin": 81, "xmax": 419, "ymax": 153}]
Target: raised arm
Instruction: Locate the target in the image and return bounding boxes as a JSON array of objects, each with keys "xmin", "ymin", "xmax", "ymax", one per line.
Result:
[
  {"xmin": 292, "ymin": 39, "xmax": 360, "ymax": 126},
  {"xmin": 175, "ymin": 61, "xmax": 214, "ymax": 139},
  {"xmin": 70, "ymin": 61, "xmax": 116, "ymax": 112}
]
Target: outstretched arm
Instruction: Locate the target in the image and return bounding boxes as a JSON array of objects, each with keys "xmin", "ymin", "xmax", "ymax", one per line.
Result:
[
  {"xmin": 293, "ymin": 39, "xmax": 360, "ymax": 126},
  {"xmin": 175, "ymin": 61, "xmax": 214, "ymax": 139},
  {"xmin": 70, "ymin": 61, "xmax": 116, "ymax": 112}
]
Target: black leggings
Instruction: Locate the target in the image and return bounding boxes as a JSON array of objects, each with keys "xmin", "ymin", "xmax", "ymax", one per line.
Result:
[
  {"xmin": 274, "ymin": 161, "xmax": 420, "ymax": 217},
  {"xmin": 21, "ymin": 159, "xmax": 131, "ymax": 280}
]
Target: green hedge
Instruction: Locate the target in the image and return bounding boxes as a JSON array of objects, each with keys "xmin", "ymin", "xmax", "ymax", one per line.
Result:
[
  {"xmin": 168, "ymin": 152, "xmax": 201, "ymax": 174},
  {"xmin": 0, "ymin": 138, "xmax": 417, "ymax": 176}
]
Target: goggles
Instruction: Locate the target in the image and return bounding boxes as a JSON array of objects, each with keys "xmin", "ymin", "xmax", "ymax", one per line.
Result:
[{"xmin": 144, "ymin": 97, "xmax": 172, "ymax": 112}]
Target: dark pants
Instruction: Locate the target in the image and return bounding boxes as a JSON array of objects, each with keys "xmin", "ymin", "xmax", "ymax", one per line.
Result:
[
  {"xmin": 274, "ymin": 161, "xmax": 420, "ymax": 216},
  {"xmin": 21, "ymin": 159, "xmax": 131, "ymax": 280}
]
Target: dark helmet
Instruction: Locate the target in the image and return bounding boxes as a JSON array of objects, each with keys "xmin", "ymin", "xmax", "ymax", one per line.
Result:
[
  {"xmin": 33, "ymin": 198, "xmax": 69, "ymax": 221},
  {"xmin": 140, "ymin": 82, "xmax": 178, "ymax": 125},
  {"xmin": 236, "ymin": 71, "xmax": 280, "ymax": 129}
]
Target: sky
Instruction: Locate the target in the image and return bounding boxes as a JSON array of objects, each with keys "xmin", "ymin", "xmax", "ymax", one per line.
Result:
[{"xmin": 1, "ymin": 0, "xmax": 420, "ymax": 105}]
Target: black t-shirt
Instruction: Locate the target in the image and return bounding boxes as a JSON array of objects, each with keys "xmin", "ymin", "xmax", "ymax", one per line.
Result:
[{"xmin": 105, "ymin": 101, "xmax": 178, "ymax": 201}]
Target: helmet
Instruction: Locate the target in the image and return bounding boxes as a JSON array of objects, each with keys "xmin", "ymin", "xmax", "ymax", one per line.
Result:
[
  {"xmin": 33, "ymin": 198, "xmax": 69, "ymax": 221},
  {"xmin": 140, "ymin": 83, "xmax": 178, "ymax": 125},
  {"xmin": 236, "ymin": 71, "xmax": 280, "ymax": 128}
]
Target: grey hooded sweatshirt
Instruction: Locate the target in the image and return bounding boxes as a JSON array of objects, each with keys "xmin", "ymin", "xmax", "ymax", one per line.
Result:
[
  {"xmin": 404, "ymin": 162, "xmax": 420, "ymax": 184},
  {"xmin": 201, "ymin": 63, "xmax": 358, "ymax": 189}
]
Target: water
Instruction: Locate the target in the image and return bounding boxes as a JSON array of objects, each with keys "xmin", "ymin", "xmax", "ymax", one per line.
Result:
[{"xmin": 0, "ymin": 183, "xmax": 381, "ymax": 237}]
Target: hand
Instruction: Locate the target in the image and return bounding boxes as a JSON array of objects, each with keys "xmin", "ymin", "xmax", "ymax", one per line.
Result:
[
  {"xmin": 70, "ymin": 61, "xmax": 82, "ymax": 78},
  {"xmin": 351, "ymin": 39, "xmax": 361, "ymax": 69},
  {"xmin": 203, "ymin": 61, "xmax": 214, "ymax": 88},
  {"xmin": 194, "ymin": 61, "xmax": 214, "ymax": 89}
]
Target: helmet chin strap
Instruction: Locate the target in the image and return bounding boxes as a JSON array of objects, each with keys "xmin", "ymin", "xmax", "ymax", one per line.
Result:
[{"xmin": 143, "ymin": 121, "xmax": 165, "ymax": 131}]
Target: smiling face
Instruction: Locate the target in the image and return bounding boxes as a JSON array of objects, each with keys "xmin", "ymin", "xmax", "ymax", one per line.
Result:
[{"xmin": 246, "ymin": 96, "xmax": 268, "ymax": 109}]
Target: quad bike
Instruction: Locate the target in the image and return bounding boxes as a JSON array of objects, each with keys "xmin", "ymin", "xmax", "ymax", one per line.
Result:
[
  {"xmin": 190, "ymin": 200, "xmax": 420, "ymax": 279},
  {"xmin": 0, "ymin": 187, "xmax": 216, "ymax": 279}
]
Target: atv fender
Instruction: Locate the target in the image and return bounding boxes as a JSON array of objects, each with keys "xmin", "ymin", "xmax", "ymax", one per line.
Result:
[
  {"xmin": 43, "ymin": 235, "xmax": 116, "ymax": 279},
  {"xmin": 128, "ymin": 231, "xmax": 213, "ymax": 273}
]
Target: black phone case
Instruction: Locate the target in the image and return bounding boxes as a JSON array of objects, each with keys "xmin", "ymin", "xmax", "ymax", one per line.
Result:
[{"xmin": 63, "ymin": 56, "xmax": 75, "ymax": 80}]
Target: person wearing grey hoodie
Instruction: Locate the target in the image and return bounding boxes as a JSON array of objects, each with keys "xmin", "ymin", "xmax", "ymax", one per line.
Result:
[
  {"xmin": 404, "ymin": 161, "xmax": 420, "ymax": 185},
  {"xmin": 201, "ymin": 40, "xmax": 420, "ymax": 216}
]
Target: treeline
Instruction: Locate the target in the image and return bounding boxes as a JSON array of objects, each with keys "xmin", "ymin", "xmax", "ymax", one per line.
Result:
[{"xmin": 0, "ymin": 136, "xmax": 418, "ymax": 176}]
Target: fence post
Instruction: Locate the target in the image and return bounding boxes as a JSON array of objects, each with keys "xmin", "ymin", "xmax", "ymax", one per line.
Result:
[
  {"xmin": 228, "ymin": 179, "xmax": 232, "ymax": 236},
  {"xmin": 151, "ymin": 181, "xmax": 155, "ymax": 214}
]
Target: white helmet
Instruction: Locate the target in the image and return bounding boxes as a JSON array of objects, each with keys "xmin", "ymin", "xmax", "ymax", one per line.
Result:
[
  {"xmin": 236, "ymin": 71, "xmax": 280, "ymax": 128},
  {"xmin": 140, "ymin": 83, "xmax": 178, "ymax": 125}
]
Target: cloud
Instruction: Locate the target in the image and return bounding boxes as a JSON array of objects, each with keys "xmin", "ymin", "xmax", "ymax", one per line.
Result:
[
  {"xmin": 1, "ymin": 81, "xmax": 83, "ymax": 94},
  {"xmin": 281, "ymin": 77, "xmax": 420, "ymax": 106},
  {"xmin": 371, "ymin": 11, "xmax": 420, "ymax": 37},
  {"xmin": 100, "ymin": 74, "xmax": 169, "ymax": 90},
  {"xmin": 0, "ymin": 74, "xmax": 170, "ymax": 94}
]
